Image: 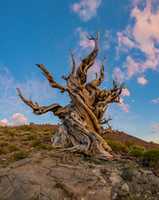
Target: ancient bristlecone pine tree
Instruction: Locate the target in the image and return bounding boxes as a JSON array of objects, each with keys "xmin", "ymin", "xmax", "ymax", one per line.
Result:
[{"xmin": 17, "ymin": 34, "xmax": 122, "ymax": 160}]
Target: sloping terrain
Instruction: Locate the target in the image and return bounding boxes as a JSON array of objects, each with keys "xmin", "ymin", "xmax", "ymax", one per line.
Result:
[
  {"xmin": 0, "ymin": 125, "xmax": 57, "ymax": 167},
  {"xmin": 0, "ymin": 125, "xmax": 159, "ymax": 200},
  {"xmin": 103, "ymin": 128, "xmax": 159, "ymax": 149},
  {"xmin": 0, "ymin": 124, "xmax": 159, "ymax": 167}
]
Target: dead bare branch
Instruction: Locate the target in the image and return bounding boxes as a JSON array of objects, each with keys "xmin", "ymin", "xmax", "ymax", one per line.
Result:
[
  {"xmin": 76, "ymin": 32, "xmax": 99, "ymax": 84},
  {"xmin": 36, "ymin": 64, "xmax": 66, "ymax": 93},
  {"xmin": 17, "ymin": 88, "xmax": 62, "ymax": 115}
]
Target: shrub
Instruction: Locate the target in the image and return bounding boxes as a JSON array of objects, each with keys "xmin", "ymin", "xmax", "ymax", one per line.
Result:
[
  {"xmin": 107, "ymin": 140, "xmax": 129, "ymax": 153},
  {"xmin": 27, "ymin": 134, "xmax": 37, "ymax": 141},
  {"xmin": 31, "ymin": 139, "xmax": 41, "ymax": 147},
  {"xmin": 12, "ymin": 150, "xmax": 29, "ymax": 161},
  {"xmin": 8, "ymin": 144, "xmax": 20, "ymax": 152},
  {"xmin": 128, "ymin": 145, "xmax": 145, "ymax": 158},
  {"xmin": 142, "ymin": 149, "xmax": 159, "ymax": 167},
  {"xmin": 125, "ymin": 141, "xmax": 134, "ymax": 148}
]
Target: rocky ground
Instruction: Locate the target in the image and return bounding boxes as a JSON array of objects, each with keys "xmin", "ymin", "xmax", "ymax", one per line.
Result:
[{"xmin": 0, "ymin": 150, "xmax": 159, "ymax": 200}]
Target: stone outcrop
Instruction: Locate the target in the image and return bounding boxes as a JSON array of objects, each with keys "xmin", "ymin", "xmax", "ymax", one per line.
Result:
[{"xmin": 0, "ymin": 151, "xmax": 159, "ymax": 200}]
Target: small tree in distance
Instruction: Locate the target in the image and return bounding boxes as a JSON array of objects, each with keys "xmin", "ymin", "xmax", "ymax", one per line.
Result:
[{"xmin": 17, "ymin": 33, "xmax": 123, "ymax": 160}]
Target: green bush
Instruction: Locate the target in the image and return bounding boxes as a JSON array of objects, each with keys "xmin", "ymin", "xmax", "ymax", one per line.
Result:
[
  {"xmin": 141, "ymin": 149, "xmax": 159, "ymax": 167},
  {"xmin": 125, "ymin": 141, "xmax": 134, "ymax": 148},
  {"xmin": 128, "ymin": 145, "xmax": 145, "ymax": 158},
  {"xmin": 31, "ymin": 139, "xmax": 41, "ymax": 147},
  {"xmin": 107, "ymin": 140, "xmax": 129, "ymax": 153},
  {"xmin": 27, "ymin": 134, "xmax": 37, "ymax": 141},
  {"xmin": 12, "ymin": 150, "xmax": 29, "ymax": 161}
]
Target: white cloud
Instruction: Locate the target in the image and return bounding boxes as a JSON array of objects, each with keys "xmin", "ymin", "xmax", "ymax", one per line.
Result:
[
  {"xmin": 71, "ymin": 0, "xmax": 102, "ymax": 21},
  {"xmin": 118, "ymin": 98, "xmax": 129, "ymax": 113},
  {"xmin": 0, "ymin": 113, "xmax": 28, "ymax": 126},
  {"xmin": 11, "ymin": 113, "xmax": 28, "ymax": 126},
  {"xmin": 126, "ymin": 56, "xmax": 142, "ymax": 78},
  {"xmin": 117, "ymin": 0, "xmax": 159, "ymax": 79},
  {"xmin": 117, "ymin": 32, "xmax": 136, "ymax": 50},
  {"xmin": 118, "ymin": 87, "xmax": 130, "ymax": 112},
  {"xmin": 0, "ymin": 118, "xmax": 8, "ymax": 127},
  {"xmin": 131, "ymin": 1, "xmax": 159, "ymax": 69},
  {"xmin": 137, "ymin": 76, "xmax": 148, "ymax": 85},
  {"xmin": 113, "ymin": 67, "xmax": 125, "ymax": 83},
  {"xmin": 76, "ymin": 28, "xmax": 95, "ymax": 49},
  {"xmin": 103, "ymin": 30, "xmax": 113, "ymax": 50},
  {"xmin": 121, "ymin": 88, "xmax": 130, "ymax": 96}
]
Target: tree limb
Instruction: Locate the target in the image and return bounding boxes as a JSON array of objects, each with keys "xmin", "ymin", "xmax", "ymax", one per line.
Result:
[
  {"xmin": 36, "ymin": 64, "xmax": 66, "ymax": 93},
  {"xmin": 70, "ymin": 51, "xmax": 76, "ymax": 76},
  {"xmin": 17, "ymin": 88, "xmax": 62, "ymax": 115},
  {"xmin": 87, "ymin": 64, "xmax": 104, "ymax": 88},
  {"xmin": 76, "ymin": 33, "xmax": 99, "ymax": 84},
  {"xmin": 61, "ymin": 52, "xmax": 76, "ymax": 81}
]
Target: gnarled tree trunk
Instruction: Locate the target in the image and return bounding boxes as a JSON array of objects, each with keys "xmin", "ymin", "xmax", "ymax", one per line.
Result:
[{"xmin": 17, "ymin": 33, "xmax": 122, "ymax": 160}]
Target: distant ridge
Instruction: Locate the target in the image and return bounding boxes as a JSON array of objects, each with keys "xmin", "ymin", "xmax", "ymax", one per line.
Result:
[{"xmin": 103, "ymin": 128, "xmax": 159, "ymax": 150}]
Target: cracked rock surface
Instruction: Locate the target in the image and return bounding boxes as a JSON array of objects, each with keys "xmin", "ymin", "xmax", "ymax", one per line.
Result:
[{"xmin": 0, "ymin": 151, "xmax": 159, "ymax": 200}]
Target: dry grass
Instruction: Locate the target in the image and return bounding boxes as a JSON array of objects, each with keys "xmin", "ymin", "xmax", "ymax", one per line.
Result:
[
  {"xmin": 0, "ymin": 125, "xmax": 159, "ymax": 169},
  {"xmin": 0, "ymin": 124, "xmax": 58, "ymax": 167}
]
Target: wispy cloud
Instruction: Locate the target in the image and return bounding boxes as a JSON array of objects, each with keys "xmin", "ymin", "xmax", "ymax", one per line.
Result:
[
  {"xmin": 116, "ymin": 0, "xmax": 159, "ymax": 82},
  {"xmin": 117, "ymin": 32, "xmax": 136, "ymax": 51},
  {"xmin": 121, "ymin": 88, "xmax": 130, "ymax": 96},
  {"xmin": 117, "ymin": 88, "xmax": 131, "ymax": 113},
  {"xmin": 112, "ymin": 69, "xmax": 130, "ymax": 112},
  {"xmin": 71, "ymin": 0, "xmax": 102, "ymax": 21},
  {"xmin": 0, "ymin": 118, "xmax": 8, "ymax": 127},
  {"xmin": 152, "ymin": 122, "xmax": 159, "ymax": 133},
  {"xmin": 137, "ymin": 76, "xmax": 148, "ymax": 85},
  {"xmin": 118, "ymin": 92, "xmax": 130, "ymax": 113},
  {"xmin": 118, "ymin": 98, "xmax": 129, "ymax": 113},
  {"xmin": 151, "ymin": 97, "xmax": 159, "ymax": 104},
  {"xmin": 11, "ymin": 113, "xmax": 28, "ymax": 126},
  {"xmin": 103, "ymin": 30, "xmax": 113, "ymax": 51},
  {"xmin": 0, "ymin": 113, "xmax": 28, "ymax": 127},
  {"xmin": 113, "ymin": 67, "xmax": 125, "ymax": 83},
  {"xmin": 126, "ymin": 56, "xmax": 142, "ymax": 78},
  {"xmin": 0, "ymin": 67, "xmax": 57, "ymax": 123},
  {"xmin": 76, "ymin": 27, "xmax": 95, "ymax": 49},
  {"xmin": 140, "ymin": 122, "xmax": 159, "ymax": 143}
]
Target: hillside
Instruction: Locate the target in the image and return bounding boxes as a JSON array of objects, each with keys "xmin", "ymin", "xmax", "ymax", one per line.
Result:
[
  {"xmin": 0, "ymin": 124, "xmax": 159, "ymax": 200},
  {"xmin": 103, "ymin": 128, "xmax": 159, "ymax": 150},
  {"xmin": 0, "ymin": 124, "xmax": 159, "ymax": 168}
]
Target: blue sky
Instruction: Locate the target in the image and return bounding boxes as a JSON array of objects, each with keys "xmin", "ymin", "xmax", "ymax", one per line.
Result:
[{"xmin": 0, "ymin": 0, "xmax": 159, "ymax": 143}]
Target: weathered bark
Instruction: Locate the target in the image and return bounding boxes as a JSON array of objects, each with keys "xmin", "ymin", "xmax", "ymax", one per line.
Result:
[{"xmin": 17, "ymin": 34, "xmax": 123, "ymax": 160}]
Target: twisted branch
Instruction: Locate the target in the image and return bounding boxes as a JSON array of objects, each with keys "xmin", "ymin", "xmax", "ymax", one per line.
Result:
[
  {"xmin": 36, "ymin": 64, "xmax": 66, "ymax": 93},
  {"xmin": 76, "ymin": 33, "xmax": 99, "ymax": 84},
  {"xmin": 17, "ymin": 88, "xmax": 62, "ymax": 115}
]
